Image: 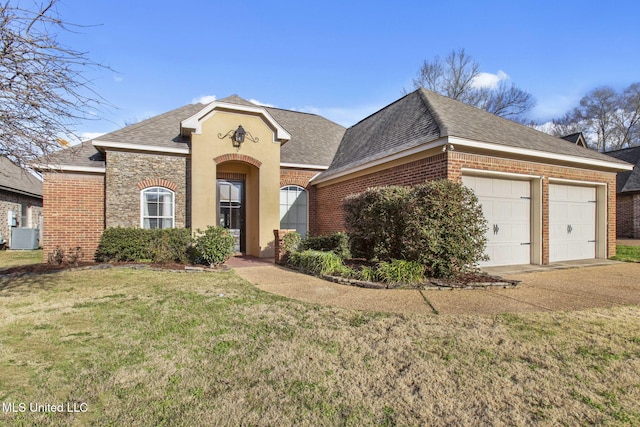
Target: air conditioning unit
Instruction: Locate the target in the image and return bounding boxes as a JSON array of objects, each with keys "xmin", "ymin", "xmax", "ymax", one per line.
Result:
[{"xmin": 10, "ymin": 228, "xmax": 39, "ymax": 250}]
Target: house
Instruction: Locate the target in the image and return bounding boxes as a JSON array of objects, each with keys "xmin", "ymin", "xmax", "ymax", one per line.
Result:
[
  {"xmin": 0, "ymin": 156, "xmax": 43, "ymax": 248},
  {"xmin": 605, "ymin": 146, "xmax": 640, "ymax": 238},
  {"xmin": 36, "ymin": 89, "xmax": 632, "ymax": 267}
]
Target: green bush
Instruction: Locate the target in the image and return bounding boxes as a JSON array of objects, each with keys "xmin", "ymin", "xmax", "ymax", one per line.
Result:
[
  {"xmin": 288, "ymin": 250, "xmax": 353, "ymax": 277},
  {"xmin": 282, "ymin": 231, "xmax": 302, "ymax": 256},
  {"xmin": 343, "ymin": 186, "xmax": 411, "ymax": 260},
  {"xmin": 301, "ymin": 232, "xmax": 351, "ymax": 259},
  {"xmin": 96, "ymin": 227, "xmax": 193, "ymax": 264},
  {"xmin": 376, "ymin": 260, "xmax": 425, "ymax": 285},
  {"xmin": 343, "ymin": 180, "xmax": 488, "ymax": 278},
  {"xmin": 194, "ymin": 226, "xmax": 236, "ymax": 267}
]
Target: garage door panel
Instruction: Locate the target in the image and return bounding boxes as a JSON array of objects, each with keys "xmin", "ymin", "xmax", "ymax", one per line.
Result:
[
  {"xmin": 463, "ymin": 175, "xmax": 531, "ymax": 267},
  {"xmin": 549, "ymin": 184, "xmax": 596, "ymax": 263}
]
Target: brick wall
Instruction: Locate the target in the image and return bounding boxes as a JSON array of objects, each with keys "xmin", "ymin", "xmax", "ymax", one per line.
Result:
[
  {"xmin": 312, "ymin": 150, "xmax": 618, "ymax": 262},
  {"xmin": 617, "ymin": 193, "xmax": 640, "ymax": 238},
  {"xmin": 447, "ymin": 152, "xmax": 618, "ymax": 260},
  {"xmin": 105, "ymin": 151, "xmax": 188, "ymax": 228},
  {"xmin": 42, "ymin": 172, "xmax": 105, "ymax": 261},
  {"xmin": 313, "ymin": 154, "xmax": 447, "ymax": 235},
  {"xmin": 0, "ymin": 190, "xmax": 43, "ymax": 247}
]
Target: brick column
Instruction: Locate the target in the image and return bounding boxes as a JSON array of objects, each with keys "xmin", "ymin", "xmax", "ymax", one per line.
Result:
[{"xmin": 273, "ymin": 229, "xmax": 296, "ymax": 264}]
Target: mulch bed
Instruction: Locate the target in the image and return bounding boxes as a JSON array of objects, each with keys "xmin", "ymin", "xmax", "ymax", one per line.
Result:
[{"xmin": 0, "ymin": 261, "xmax": 229, "ymax": 277}]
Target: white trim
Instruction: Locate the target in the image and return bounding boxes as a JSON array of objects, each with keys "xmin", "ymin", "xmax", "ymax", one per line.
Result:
[
  {"xmin": 33, "ymin": 164, "xmax": 106, "ymax": 173},
  {"xmin": 93, "ymin": 140, "xmax": 190, "ymax": 154},
  {"xmin": 280, "ymin": 163, "xmax": 328, "ymax": 170},
  {"xmin": 181, "ymin": 101, "xmax": 291, "ymax": 142},
  {"xmin": 548, "ymin": 177, "xmax": 606, "ymax": 186},
  {"xmin": 449, "ymin": 136, "xmax": 633, "ymax": 171},
  {"xmin": 461, "ymin": 168, "xmax": 541, "ymax": 180},
  {"xmin": 311, "ymin": 137, "xmax": 448, "ymax": 184},
  {"xmin": 140, "ymin": 186, "xmax": 176, "ymax": 229}
]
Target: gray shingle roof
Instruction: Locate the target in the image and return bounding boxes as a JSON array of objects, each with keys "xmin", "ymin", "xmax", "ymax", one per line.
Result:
[
  {"xmin": 47, "ymin": 96, "xmax": 345, "ymax": 169},
  {"xmin": 606, "ymin": 146, "xmax": 640, "ymax": 193},
  {"xmin": 0, "ymin": 156, "xmax": 42, "ymax": 197},
  {"xmin": 320, "ymin": 89, "xmax": 630, "ymax": 180}
]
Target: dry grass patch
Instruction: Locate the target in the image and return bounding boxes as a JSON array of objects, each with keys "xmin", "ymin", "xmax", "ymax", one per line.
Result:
[{"xmin": 0, "ymin": 268, "xmax": 639, "ymax": 426}]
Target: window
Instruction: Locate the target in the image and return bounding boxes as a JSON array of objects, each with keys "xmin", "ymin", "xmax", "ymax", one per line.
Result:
[
  {"xmin": 280, "ymin": 185, "xmax": 307, "ymax": 237},
  {"xmin": 141, "ymin": 187, "xmax": 174, "ymax": 229}
]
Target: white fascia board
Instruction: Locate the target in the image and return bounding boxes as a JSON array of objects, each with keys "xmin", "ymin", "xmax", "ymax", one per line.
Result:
[
  {"xmin": 181, "ymin": 101, "xmax": 291, "ymax": 142},
  {"xmin": 280, "ymin": 163, "xmax": 328, "ymax": 170},
  {"xmin": 311, "ymin": 138, "xmax": 448, "ymax": 184},
  {"xmin": 33, "ymin": 164, "xmax": 106, "ymax": 173},
  {"xmin": 93, "ymin": 140, "xmax": 190, "ymax": 154},
  {"xmin": 449, "ymin": 136, "xmax": 634, "ymax": 171}
]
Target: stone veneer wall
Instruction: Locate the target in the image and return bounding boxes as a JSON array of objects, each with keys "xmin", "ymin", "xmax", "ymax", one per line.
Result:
[
  {"xmin": 0, "ymin": 190, "xmax": 43, "ymax": 246},
  {"xmin": 105, "ymin": 151, "xmax": 188, "ymax": 228}
]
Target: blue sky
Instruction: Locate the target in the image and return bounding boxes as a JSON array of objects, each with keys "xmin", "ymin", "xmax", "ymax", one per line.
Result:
[{"xmin": 54, "ymin": 0, "xmax": 640, "ymax": 138}]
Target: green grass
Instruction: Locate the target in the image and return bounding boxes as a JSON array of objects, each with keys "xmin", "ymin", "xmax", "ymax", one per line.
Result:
[
  {"xmin": 0, "ymin": 268, "xmax": 639, "ymax": 426},
  {"xmin": 612, "ymin": 245, "xmax": 640, "ymax": 262},
  {"xmin": 0, "ymin": 249, "xmax": 42, "ymax": 269}
]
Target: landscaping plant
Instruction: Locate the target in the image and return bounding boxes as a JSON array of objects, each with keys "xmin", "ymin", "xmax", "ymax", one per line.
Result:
[{"xmin": 194, "ymin": 226, "xmax": 236, "ymax": 267}]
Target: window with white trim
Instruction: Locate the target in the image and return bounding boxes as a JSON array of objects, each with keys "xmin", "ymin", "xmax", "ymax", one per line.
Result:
[
  {"xmin": 141, "ymin": 187, "xmax": 175, "ymax": 229},
  {"xmin": 280, "ymin": 185, "xmax": 308, "ymax": 237}
]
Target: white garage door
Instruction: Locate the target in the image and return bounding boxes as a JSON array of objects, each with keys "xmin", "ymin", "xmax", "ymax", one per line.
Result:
[
  {"xmin": 462, "ymin": 175, "xmax": 531, "ymax": 266},
  {"xmin": 549, "ymin": 184, "xmax": 596, "ymax": 262}
]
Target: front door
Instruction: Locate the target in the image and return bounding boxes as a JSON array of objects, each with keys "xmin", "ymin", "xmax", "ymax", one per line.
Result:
[{"xmin": 217, "ymin": 180, "xmax": 245, "ymax": 253}]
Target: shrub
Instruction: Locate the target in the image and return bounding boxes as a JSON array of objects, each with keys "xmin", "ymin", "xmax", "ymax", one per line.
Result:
[
  {"xmin": 96, "ymin": 227, "xmax": 194, "ymax": 264},
  {"xmin": 194, "ymin": 226, "xmax": 236, "ymax": 267},
  {"xmin": 343, "ymin": 180, "xmax": 487, "ymax": 278},
  {"xmin": 282, "ymin": 231, "xmax": 302, "ymax": 256},
  {"xmin": 343, "ymin": 186, "xmax": 411, "ymax": 260},
  {"xmin": 288, "ymin": 250, "xmax": 353, "ymax": 277},
  {"xmin": 301, "ymin": 232, "xmax": 351, "ymax": 259},
  {"xmin": 376, "ymin": 260, "xmax": 425, "ymax": 285},
  {"xmin": 358, "ymin": 265, "xmax": 379, "ymax": 282}
]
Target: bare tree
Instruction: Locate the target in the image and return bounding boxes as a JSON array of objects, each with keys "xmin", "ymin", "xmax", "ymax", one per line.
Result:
[
  {"xmin": 0, "ymin": 0, "xmax": 108, "ymax": 168},
  {"xmin": 411, "ymin": 49, "xmax": 535, "ymax": 122}
]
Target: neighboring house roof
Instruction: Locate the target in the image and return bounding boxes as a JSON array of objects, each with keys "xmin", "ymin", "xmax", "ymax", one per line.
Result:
[
  {"xmin": 42, "ymin": 95, "xmax": 345, "ymax": 169},
  {"xmin": 560, "ymin": 132, "xmax": 587, "ymax": 148},
  {"xmin": 605, "ymin": 146, "xmax": 640, "ymax": 193},
  {"xmin": 0, "ymin": 156, "xmax": 42, "ymax": 198},
  {"xmin": 319, "ymin": 89, "xmax": 631, "ymax": 180}
]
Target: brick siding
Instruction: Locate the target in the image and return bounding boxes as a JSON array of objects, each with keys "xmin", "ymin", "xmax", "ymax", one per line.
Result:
[
  {"xmin": 312, "ymin": 150, "xmax": 618, "ymax": 262},
  {"xmin": 617, "ymin": 193, "xmax": 640, "ymax": 238},
  {"xmin": 42, "ymin": 172, "xmax": 104, "ymax": 261}
]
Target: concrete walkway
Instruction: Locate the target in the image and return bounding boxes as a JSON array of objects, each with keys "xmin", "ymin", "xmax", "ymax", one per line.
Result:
[{"xmin": 231, "ymin": 256, "xmax": 640, "ymax": 316}]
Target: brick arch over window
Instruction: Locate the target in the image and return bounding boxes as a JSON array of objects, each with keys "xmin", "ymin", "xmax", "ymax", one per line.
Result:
[
  {"xmin": 214, "ymin": 154, "xmax": 262, "ymax": 168},
  {"xmin": 280, "ymin": 176, "xmax": 312, "ymax": 188},
  {"xmin": 136, "ymin": 178, "xmax": 178, "ymax": 192}
]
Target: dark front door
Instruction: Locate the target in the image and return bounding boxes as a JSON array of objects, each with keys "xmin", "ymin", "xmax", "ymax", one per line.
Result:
[{"xmin": 217, "ymin": 180, "xmax": 245, "ymax": 253}]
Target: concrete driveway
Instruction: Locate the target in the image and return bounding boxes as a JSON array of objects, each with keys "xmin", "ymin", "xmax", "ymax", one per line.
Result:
[{"xmin": 233, "ymin": 258, "xmax": 640, "ymax": 315}]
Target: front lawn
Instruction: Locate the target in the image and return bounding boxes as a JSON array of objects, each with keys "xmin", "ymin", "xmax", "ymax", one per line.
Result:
[
  {"xmin": 1, "ymin": 268, "xmax": 639, "ymax": 425},
  {"xmin": 0, "ymin": 249, "xmax": 42, "ymax": 269},
  {"xmin": 612, "ymin": 245, "xmax": 640, "ymax": 262}
]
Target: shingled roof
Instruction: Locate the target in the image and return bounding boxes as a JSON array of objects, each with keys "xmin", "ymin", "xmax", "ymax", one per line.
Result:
[
  {"xmin": 0, "ymin": 156, "xmax": 42, "ymax": 198},
  {"xmin": 319, "ymin": 89, "xmax": 630, "ymax": 179},
  {"xmin": 45, "ymin": 95, "xmax": 344, "ymax": 169},
  {"xmin": 606, "ymin": 146, "xmax": 640, "ymax": 193}
]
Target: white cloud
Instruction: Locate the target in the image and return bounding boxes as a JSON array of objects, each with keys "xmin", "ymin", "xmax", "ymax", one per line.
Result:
[
  {"xmin": 471, "ymin": 70, "xmax": 509, "ymax": 89},
  {"xmin": 80, "ymin": 132, "xmax": 106, "ymax": 141},
  {"xmin": 192, "ymin": 95, "xmax": 217, "ymax": 104},
  {"xmin": 249, "ymin": 99, "xmax": 276, "ymax": 108},
  {"xmin": 113, "ymin": 75, "xmax": 124, "ymax": 83}
]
